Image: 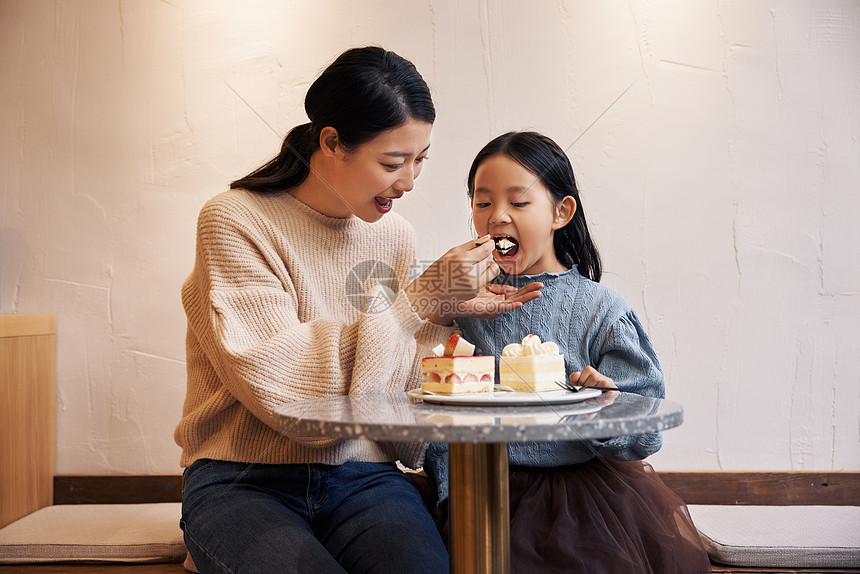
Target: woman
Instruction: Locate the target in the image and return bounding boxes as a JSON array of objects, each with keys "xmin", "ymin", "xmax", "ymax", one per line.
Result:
[{"xmin": 175, "ymin": 47, "xmax": 540, "ymax": 574}]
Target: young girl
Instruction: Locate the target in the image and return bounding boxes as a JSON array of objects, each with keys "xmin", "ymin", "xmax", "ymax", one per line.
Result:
[
  {"xmin": 176, "ymin": 49, "xmax": 539, "ymax": 574},
  {"xmin": 423, "ymin": 131, "xmax": 710, "ymax": 573}
]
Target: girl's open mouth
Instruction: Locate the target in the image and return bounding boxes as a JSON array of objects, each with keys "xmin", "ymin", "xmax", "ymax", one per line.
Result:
[{"xmin": 494, "ymin": 236, "xmax": 519, "ymax": 257}]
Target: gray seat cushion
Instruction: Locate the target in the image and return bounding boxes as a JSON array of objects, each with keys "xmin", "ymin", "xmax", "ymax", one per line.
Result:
[
  {"xmin": 0, "ymin": 503, "xmax": 185, "ymax": 564},
  {"xmin": 689, "ymin": 504, "xmax": 860, "ymax": 568}
]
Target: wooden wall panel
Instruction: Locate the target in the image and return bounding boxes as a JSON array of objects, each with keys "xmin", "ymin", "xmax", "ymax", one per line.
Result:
[
  {"xmin": 0, "ymin": 315, "xmax": 56, "ymax": 528},
  {"xmin": 51, "ymin": 471, "xmax": 860, "ymax": 506},
  {"xmin": 658, "ymin": 471, "xmax": 860, "ymax": 506}
]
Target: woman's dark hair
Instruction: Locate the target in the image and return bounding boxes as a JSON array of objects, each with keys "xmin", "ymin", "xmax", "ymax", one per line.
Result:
[
  {"xmin": 231, "ymin": 46, "xmax": 435, "ymax": 193},
  {"xmin": 466, "ymin": 131, "xmax": 602, "ymax": 282}
]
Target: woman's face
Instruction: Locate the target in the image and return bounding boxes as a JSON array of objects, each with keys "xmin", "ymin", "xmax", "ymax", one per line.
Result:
[
  {"xmin": 471, "ymin": 154, "xmax": 568, "ymax": 276},
  {"xmin": 330, "ymin": 119, "xmax": 432, "ymax": 222}
]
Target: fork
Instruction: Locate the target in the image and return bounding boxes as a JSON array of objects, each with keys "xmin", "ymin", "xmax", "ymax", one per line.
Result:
[{"xmin": 555, "ymin": 380, "xmax": 619, "ymax": 393}]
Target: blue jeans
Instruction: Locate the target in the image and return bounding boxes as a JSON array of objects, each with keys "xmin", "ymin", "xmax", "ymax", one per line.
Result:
[{"xmin": 181, "ymin": 459, "xmax": 449, "ymax": 574}]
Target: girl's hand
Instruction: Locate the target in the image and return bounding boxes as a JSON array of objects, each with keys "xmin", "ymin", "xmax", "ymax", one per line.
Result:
[
  {"xmin": 435, "ymin": 281, "xmax": 543, "ymax": 322},
  {"xmin": 405, "ymin": 235, "xmax": 500, "ymax": 321},
  {"xmin": 569, "ymin": 366, "xmax": 617, "ymax": 389},
  {"xmin": 571, "ymin": 366, "xmax": 619, "ymax": 410}
]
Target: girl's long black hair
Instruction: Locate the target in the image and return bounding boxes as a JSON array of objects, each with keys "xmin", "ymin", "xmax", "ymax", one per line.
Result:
[
  {"xmin": 466, "ymin": 131, "xmax": 602, "ymax": 282},
  {"xmin": 231, "ymin": 46, "xmax": 435, "ymax": 194}
]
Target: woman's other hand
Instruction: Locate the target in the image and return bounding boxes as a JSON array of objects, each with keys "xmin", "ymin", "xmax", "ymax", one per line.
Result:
[{"xmin": 436, "ymin": 281, "xmax": 543, "ymax": 322}]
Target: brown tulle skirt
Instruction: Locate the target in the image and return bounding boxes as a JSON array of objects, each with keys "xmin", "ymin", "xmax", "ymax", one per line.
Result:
[{"xmin": 506, "ymin": 459, "xmax": 710, "ymax": 574}]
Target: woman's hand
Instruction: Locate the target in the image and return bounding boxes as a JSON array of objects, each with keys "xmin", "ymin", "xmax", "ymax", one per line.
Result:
[
  {"xmin": 432, "ymin": 281, "xmax": 543, "ymax": 323},
  {"xmin": 405, "ymin": 235, "xmax": 502, "ymax": 322}
]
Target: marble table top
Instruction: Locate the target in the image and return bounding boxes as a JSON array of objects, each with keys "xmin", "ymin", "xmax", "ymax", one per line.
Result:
[{"xmin": 273, "ymin": 391, "xmax": 683, "ymax": 443}]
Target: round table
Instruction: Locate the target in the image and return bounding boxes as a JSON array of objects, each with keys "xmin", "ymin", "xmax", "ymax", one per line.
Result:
[{"xmin": 273, "ymin": 391, "xmax": 683, "ymax": 574}]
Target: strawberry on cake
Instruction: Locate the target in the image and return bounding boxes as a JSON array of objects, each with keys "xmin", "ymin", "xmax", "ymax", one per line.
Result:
[
  {"xmin": 421, "ymin": 334, "xmax": 494, "ymax": 394},
  {"xmin": 499, "ymin": 334, "xmax": 566, "ymax": 391}
]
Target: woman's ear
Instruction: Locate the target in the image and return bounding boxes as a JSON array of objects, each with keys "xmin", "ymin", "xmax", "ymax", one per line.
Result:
[
  {"xmin": 552, "ymin": 196, "xmax": 577, "ymax": 230},
  {"xmin": 319, "ymin": 127, "xmax": 342, "ymax": 159}
]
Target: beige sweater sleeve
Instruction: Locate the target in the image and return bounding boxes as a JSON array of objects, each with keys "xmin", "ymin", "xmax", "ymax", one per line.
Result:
[{"xmin": 182, "ymin": 192, "xmax": 452, "ymax": 449}]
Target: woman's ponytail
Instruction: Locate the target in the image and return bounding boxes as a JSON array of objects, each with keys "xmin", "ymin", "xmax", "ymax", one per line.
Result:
[{"xmin": 230, "ymin": 123, "xmax": 317, "ymax": 194}]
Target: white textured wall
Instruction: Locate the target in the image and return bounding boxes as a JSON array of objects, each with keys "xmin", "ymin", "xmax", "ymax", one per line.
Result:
[{"xmin": 1, "ymin": 0, "xmax": 857, "ymax": 474}]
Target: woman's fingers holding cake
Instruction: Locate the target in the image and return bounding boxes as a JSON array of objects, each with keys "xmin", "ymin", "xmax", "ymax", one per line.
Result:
[
  {"xmin": 479, "ymin": 256, "xmax": 501, "ymax": 283},
  {"xmin": 406, "ymin": 237, "xmax": 504, "ymax": 322},
  {"xmin": 407, "ymin": 236, "xmax": 493, "ymax": 311},
  {"xmin": 406, "ymin": 238, "xmax": 541, "ymax": 322},
  {"xmin": 467, "ymin": 235, "xmax": 501, "ymax": 283},
  {"xmin": 471, "ymin": 234, "xmax": 494, "ymax": 250},
  {"xmin": 444, "ymin": 241, "xmax": 498, "ymax": 298},
  {"xmin": 446, "ymin": 235, "xmax": 497, "ymax": 297}
]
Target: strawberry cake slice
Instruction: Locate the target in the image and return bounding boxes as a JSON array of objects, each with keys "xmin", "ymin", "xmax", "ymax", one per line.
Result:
[{"xmin": 421, "ymin": 334, "xmax": 495, "ymax": 394}]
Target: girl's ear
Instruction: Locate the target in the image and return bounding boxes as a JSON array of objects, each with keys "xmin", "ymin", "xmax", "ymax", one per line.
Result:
[
  {"xmin": 319, "ymin": 127, "xmax": 343, "ymax": 159},
  {"xmin": 552, "ymin": 196, "xmax": 577, "ymax": 230}
]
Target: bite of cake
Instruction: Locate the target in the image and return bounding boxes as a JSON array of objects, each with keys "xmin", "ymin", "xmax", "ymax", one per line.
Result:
[
  {"xmin": 421, "ymin": 334, "xmax": 494, "ymax": 394},
  {"xmin": 499, "ymin": 334, "xmax": 566, "ymax": 392}
]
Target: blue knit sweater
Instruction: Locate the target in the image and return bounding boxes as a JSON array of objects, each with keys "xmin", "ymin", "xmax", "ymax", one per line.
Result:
[{"xmin": 423, "ymin": 267, "xmax": 665, "ymax": 504}]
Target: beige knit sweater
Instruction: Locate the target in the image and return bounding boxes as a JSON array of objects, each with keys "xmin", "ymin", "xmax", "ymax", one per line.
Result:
[{"xmin": 174, "ymin": 189, "xmax": 453, "ymax": 469}]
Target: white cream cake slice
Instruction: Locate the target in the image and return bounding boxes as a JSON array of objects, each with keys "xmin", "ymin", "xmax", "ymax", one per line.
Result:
[
  {"xmin": 499, "ymin": 334, "xmax": 566, "ymax": 392},
  {"xmin": 499, "ymin": 355, "xmax": 566, "ymax": 391}
]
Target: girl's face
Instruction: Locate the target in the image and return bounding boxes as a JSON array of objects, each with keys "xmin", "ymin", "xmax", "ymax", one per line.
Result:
[
  {"xmin": 328, "ymin": 119, "xmax": 432, "ymax": 222},
  {"xmin": 471, "ymin": 154, "xmax": 573, "ymax": 276}
]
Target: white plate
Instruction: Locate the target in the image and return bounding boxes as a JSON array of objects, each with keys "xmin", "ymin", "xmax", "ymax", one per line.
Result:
[{"xmin": 407, "ymin": 387, "xmax": 602, "ymax": 406}]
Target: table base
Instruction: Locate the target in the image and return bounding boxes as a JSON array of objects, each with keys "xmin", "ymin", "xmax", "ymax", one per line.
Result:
[{"xmin": 448, "ymin": 442, "xmax": 510, "ymax": 574}]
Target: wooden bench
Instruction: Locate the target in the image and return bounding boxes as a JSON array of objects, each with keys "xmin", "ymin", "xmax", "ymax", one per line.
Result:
[{"xmin": 1, "ymin": 471, "xmax": 857, "ymax": 573}]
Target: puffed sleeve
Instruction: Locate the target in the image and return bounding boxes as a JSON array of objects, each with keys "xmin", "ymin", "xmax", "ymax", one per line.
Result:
[
  {"xmin": 595, "ymin": 311, "xmax": 664, "ymax": 398},
  {"xmin": 591, "ymin": 310, "xmax": 665, "ymax": 460}
]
